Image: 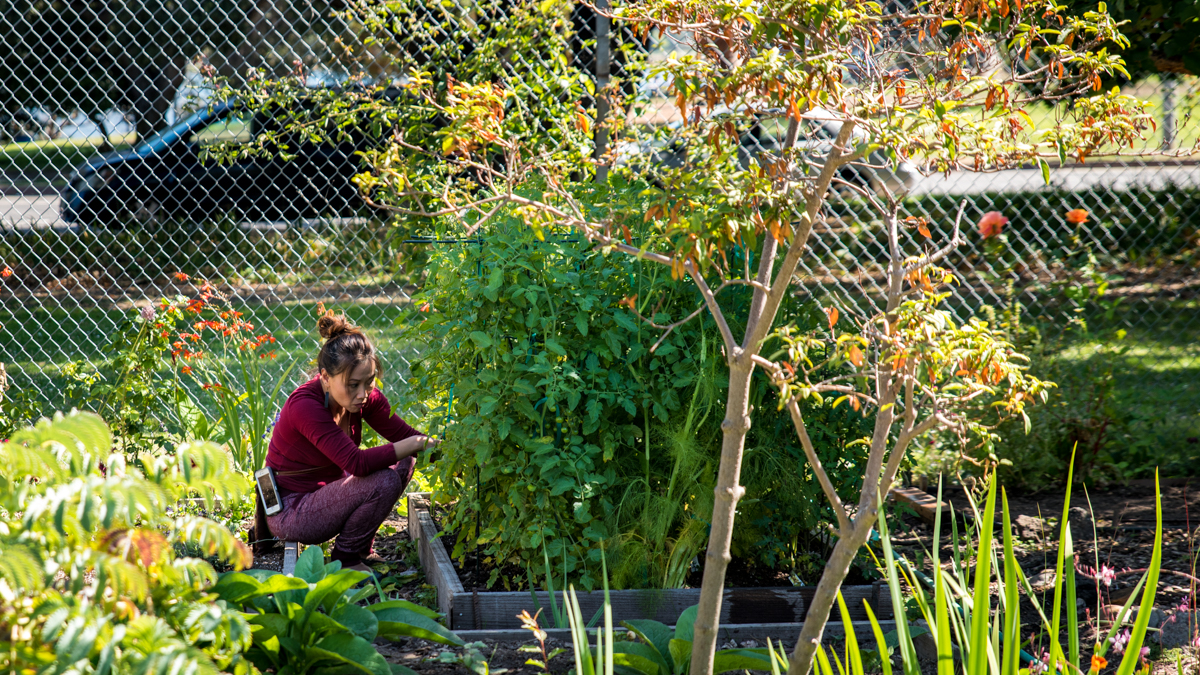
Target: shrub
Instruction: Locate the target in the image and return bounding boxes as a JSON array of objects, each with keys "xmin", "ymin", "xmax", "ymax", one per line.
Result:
[
  {"xmin": 0, "ymin": 411, "xmax": 255, "ymax": 673},
  {"xmin": 403, "ymin": 218, "xmax": 872, "ymax": 589}
]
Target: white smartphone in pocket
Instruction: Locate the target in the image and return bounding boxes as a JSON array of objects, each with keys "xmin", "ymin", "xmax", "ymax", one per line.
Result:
[{"xmin": 254, "ymin": 467, "xmax": 282, "ymax": 516}]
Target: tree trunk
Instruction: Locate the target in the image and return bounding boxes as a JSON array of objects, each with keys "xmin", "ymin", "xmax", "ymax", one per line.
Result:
[
  {"xmin": 787, "ymin": 494, "xmax": 880, "ymax": 674},
  {"xmin": 689, "ymin": 357, "xmax": 754, "ymax": 675}
]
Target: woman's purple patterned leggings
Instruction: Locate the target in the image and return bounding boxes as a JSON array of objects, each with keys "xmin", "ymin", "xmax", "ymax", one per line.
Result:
[{"xmin": 265, "ymin": 457, "xmax": 415, "ymax": 566}]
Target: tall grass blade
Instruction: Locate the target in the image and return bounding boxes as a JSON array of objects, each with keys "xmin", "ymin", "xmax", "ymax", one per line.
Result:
[
  {"xmin": 1001, "ymin": 490, "xmax": 1021, "ymax": 675},
  {"xmin": 603, "ymin": 547, "xmax": 613, "ymax": 675},
  {"xmin": 934, "ymin": 565, "xmax": 954, "ymax": 675},
  {"xmin": 967, "ymin": 473, "xmax": 999, "ymax": 675},
  {"xmin": 863, "ymin": 602, "xmax": 894, "ymax": 675},
  {"xmin": 815, "ymin": 644, "xmax": 837, "ymax": 675},
  {"xmin": 1115, "ymin": 472, "xmax": 1163, "ymax": 675},
  {"xmin": 542, "ymin": 539, "xmax": 561, "ymax": 629},
  {"xmin": 767, "ymin": 638, "xmax": 783, "ymax": 675},
  {"xmin": 1064, "ymin": 524, "xmax": 1079, "ymax": 669},
  {"xmin": 934, "ymin": 475, "xmax": 945, "ymax": 569},
  {"xmin": 837, "ymin": 591, "xmax": 864, "ymax": 675},
  {"xmin": 877, "ymin": 491, "xmax": 920, "ymax": 675},
  {"xmin": 1049, "ymin": 447, "xmax": 1077, "ymax": 675}
]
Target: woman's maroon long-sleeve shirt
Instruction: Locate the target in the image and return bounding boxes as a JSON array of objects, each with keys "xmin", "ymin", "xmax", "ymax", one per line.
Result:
[{"xmin": 266, "ymin": 377, "xmax": 422, "ymax": 493}]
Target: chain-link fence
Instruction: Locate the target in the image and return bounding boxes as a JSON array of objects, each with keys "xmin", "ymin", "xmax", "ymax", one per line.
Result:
[{"xmin": 1, "ymin": 1, "xmax": 1197, "ymax": 465}]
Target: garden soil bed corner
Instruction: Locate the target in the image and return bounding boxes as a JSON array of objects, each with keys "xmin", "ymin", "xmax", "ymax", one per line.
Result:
[{"xmin": 405, "ymin": 494, "xmax": 896, "ymax": 635}]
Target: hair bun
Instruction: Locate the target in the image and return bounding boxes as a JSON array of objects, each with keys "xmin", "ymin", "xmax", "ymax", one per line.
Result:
[{"xmin": 317, "ymin": 313, "xmax": 353, "ymax": 340}]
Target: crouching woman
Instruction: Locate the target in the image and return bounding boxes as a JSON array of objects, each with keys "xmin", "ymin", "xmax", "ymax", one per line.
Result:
[{"xmin": 261, "ymin": 312, "xmax": 437, "ymax": 573}]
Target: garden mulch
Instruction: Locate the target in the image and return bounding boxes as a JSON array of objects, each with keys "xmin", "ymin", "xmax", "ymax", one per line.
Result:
[{"xmin": 891, "ymin": 479, "xmax": 1200, "ymax": 675}]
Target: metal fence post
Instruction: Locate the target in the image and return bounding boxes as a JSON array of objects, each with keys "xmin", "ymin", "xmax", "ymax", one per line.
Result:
[
  {"xmin": 1162, "ymin": 74, "xmax": 1177, "ymax": 150},
  {"xmin": 593, "ymin": 0, "xmax": 611, "ymax": 184}
]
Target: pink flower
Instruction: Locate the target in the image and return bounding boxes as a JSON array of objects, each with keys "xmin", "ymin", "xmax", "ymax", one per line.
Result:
[
  {"xmin": 1110, "ymin": 629, "xmax": 1130, "ymax": 655},
  {"xmin": 1098, "ymin": 565, "xmax": 1116, "ymax": 587},
  {"xmin": 978, "ymin": 211, "xmax": 1009, "ymax": 239}
]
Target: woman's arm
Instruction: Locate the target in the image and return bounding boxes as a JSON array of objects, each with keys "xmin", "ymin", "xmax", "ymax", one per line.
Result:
[
  {"xmin": 292, "ymin": 394, "xmax": 398, "ymax": 476},
  {"xmin": 362, "ymin": 390, "xmax": 440, "ymax": 462}
]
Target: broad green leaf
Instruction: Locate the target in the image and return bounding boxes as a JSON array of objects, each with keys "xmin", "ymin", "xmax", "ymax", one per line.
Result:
[
  {"xmin": 210, "ymin": 572, "xmax": 264, "ymax": 604},
  {"xmin": 713, "ymin": 649, "xmax": 772, "ymax": 674},
  {"xmin": 332, "ymin": 603, "xmax": 379, "ymax": 641},
  {"xmin": 612, "ymin": 641, "xmax": 668, "ymax": 675},
  {"xmin": 310, "ymin": 632, "xmax": 392, "ymax": 675},
  {"xmin": 370, "ymin": 600, "xmax": 442, "ymax": 621},
  {"xmin": 248, "ymin": 613, "xmax": 290, "ymax": 642},
  {"xmin": 622, "ymin": 620, "xmax": 672, "ymax": 672},
  {"xmin": 373, "ymin": 607, "xmax": 464, "ymax": 646},
  {"xmin": 668, "ymin": 639, "xmax": 691, "ymax": 675},
  {"xmin": 306, "ymin": 570, "xmax": 368, "ymax": 614},
  {"xmin": 673, "ymin": 605, "xmax": 697, "ymax": 644},
  {"xmin": 294, "ymin": 545, "xmax": 326, "ymax": 583}
]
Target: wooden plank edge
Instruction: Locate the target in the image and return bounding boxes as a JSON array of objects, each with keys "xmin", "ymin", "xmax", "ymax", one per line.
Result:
[
  {"xmin": 282, "ymin": 541, "xmax": 299, "ymax": 576},
  {"xmin": 449, "ymin": 584, "xmax": 892, "ymax": 629},
  {"xmin": 889, "ymin": 486, "xmax": 945, "ymax": 525},
  {"xmin": 425, "ymin": 620, "xmax": 898, "ymax": 646},
  {"xmin": 407, "ymin": 493, "xmax": 464, "ymax": 621}
]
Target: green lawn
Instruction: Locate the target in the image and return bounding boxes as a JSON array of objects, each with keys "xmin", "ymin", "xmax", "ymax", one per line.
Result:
[
  {"xmin": 0, "ymin": 136, "xmax": 138, "ymax": 180},
  {"xmin": 0, "ymin": 299, "xmax": 418, "ymax": 414},
  {"xmin": 1020, "ymin": 298, "xmax": 1200, "ymax": 479}
]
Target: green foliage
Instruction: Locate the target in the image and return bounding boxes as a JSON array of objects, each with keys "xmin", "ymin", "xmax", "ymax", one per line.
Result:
[
  {"xmin": 867, "ymin": 469, "xmax": 1163, "ymax": 675},
  {"xmin": 403, "ymin": 216, "xmax": 871, "ymax": 589},
  {"xmin": 403, "ymin": 217, "xmax": 713, "ymax": 590},
  {"xmin": 60, "ymin": 299, "xmax": 193, "ymax": 453},
  {"xmin": 212, "ymin": 545, "xmax": 462, "ymax": 675},
  {"xmin": 0, "ymin": 411, "xmax": 257, "ymax": 674}
]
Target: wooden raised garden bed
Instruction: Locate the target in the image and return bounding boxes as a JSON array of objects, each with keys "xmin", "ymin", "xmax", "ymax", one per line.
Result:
[{"xmin": 405, "ymin": 493, "xmax": 896, "ymax": 639}]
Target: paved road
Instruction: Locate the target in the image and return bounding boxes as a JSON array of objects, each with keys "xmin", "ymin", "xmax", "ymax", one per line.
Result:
[
  {"xmin": 5, "ymin": 163, "xmax": 1200, "ymax": 230},
  {"xmin": 910, "ymin": 163, "xmax": 1200, "ymax": 196}
]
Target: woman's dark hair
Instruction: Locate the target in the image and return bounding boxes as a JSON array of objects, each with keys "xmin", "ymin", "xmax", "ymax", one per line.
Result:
[{"xmin": 316, "ymin": 312, "xmax": 382, "ymax": 378}]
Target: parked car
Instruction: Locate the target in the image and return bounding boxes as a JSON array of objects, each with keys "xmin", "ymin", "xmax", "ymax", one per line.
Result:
[{"xmin": 62, "ymin": 100, "xmax": 386, "ymax": 227}]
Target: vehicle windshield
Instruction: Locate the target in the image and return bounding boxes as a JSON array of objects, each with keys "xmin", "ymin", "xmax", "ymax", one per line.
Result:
[{"xmin": 136, "ymin": 105, "xmax": 233, "ymax": 155}]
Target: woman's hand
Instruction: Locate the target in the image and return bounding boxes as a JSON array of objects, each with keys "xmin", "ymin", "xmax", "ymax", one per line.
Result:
[{"xmin": 392, "ymin": 435, "xmax": 441, "ymax": 461}]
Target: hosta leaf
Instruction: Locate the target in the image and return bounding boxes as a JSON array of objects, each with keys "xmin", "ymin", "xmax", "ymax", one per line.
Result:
[
  {"xmin": 294, "ymin": 545, "xmax": 326, "ymax": 583},
  {"xmin": 713, "ymin": 649, "xmax": 773, "ymax": 674},
  {"xmin": 309, "ymin": 633, "xmax": 392, "ymax": 675},
  {"xmin": 373, "ymin": 606, "xmax": 464, "ymax": 646},
  {"xmin": 370, "ymin": 599, "xmax": 442, "ymax": 621},
  {"xmin": 305, "ymin": 570, "xmax": 367, "ymax": 615},
  {"xmin": 332, "ymin": 603, "xmax": 379, "ymax": 641}
]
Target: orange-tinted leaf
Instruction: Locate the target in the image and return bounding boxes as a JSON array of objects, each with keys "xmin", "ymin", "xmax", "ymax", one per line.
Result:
[
  {"xmin": 621, "ymin": 223, "xmax": 633, "ymax": 245},
  {"xmin": 826, "ymin": 306, "xmax": 839, "ymax": 329},
  {"xmin": 848, "ymin": 344, "xmax": 864, "ymax": 367},
  {"xmin": 917, "ymin": 221, "xmax": 932, "ymax": 238}
]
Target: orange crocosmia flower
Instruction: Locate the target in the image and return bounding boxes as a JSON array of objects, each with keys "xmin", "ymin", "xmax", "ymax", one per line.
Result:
[
  {"xmin": 1066, "ymin": 208, "xmax": 1089, "ymax": 224},
  {"xmin": 180, "ymin": 366, "xmax": 193, "ymax": 375},
  {"xmin": 977, "ymin": 211, "xmax": 1009, "ymax": 239},
  {"xmin": 0, "ymin": 266, "xmax": 12, "ymax": 278},
  {"xmin": 174, "ymin": 272, "xmax": 189, "ymax": 282},
  {"xmin": 1091, "ymin": 654, "xmax": 1107, "ymax": 671},
  {"xmin": 186, "ymin": 299, "xmax": 205, "ymax": 313}
]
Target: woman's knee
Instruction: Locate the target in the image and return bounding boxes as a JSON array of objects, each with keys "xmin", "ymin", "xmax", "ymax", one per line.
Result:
[{"xmin": 367, "ymin": 466, "xmax": 405, "ymax": 503}]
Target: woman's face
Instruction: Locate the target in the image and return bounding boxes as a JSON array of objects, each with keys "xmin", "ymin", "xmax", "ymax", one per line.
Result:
[{"xmin": 322, "ymin": 360, "xmax": 376, "ymax": 413}]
